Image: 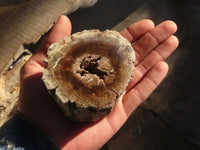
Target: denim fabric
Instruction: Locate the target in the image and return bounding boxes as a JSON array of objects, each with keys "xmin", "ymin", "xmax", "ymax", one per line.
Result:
[{"xmin": 0, "ymin": 112, "xmax": 59, "ymax": 150}]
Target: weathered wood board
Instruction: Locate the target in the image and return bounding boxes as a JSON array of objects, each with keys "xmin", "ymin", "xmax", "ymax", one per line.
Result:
[
  {"xmin": 0, "ymin": 0, "xmax": 97, "ymax": 76},
  {"xmin": 0, "ymin": 0, "xmax": 97, "ymax": 126}
]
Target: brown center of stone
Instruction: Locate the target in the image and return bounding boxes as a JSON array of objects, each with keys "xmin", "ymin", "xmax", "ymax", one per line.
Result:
[
  {"xmin": 80, "ymin": 56, "xmax": 108, "ymax": 80},
  {"xmin": 72, "ymin": 54, "xmax": 115, "ymax": 88}
]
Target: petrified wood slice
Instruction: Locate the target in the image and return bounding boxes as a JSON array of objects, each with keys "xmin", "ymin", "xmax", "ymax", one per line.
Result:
[{"xmin": 42, "ymin": 30, "xmax": 135, "ymax": 122}]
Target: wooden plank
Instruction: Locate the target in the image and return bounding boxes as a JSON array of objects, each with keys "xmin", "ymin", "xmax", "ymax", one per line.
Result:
[
  {"xmin": 0, "ymin": 52, "xmax": 31, "ymax": 126},
  {"xmin": 0, "ymin": 0, "xmax": 97, "ymax": 126},
  {"xmin": 0, "ymin": 0, "xmax": 97, "ymax": 75}
]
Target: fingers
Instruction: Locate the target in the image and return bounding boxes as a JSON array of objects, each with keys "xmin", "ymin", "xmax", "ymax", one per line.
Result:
[
  {"xmin": 123, "ymin": 61, "xmax": 169, "ymax": 116},
  {"xmin": 133, "ymin": 20, "xmax": 177, "ymax": 65},
  {"xmin": 120, "ymin": 19, "xmax": 155, "ymax": 43},
  {"xmin": 126, "ymin": 35, "xmax": 179, "ymax": 91}
]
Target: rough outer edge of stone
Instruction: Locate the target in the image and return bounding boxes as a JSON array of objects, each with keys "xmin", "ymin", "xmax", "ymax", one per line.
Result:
[{"xmin": 42, "ymin": 29, "xmax": 135, "ymax": 122}]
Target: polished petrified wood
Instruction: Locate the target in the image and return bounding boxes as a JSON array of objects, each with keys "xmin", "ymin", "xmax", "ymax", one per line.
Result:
[{"xmin": 42, "ymin": 30, "xmax": 135, "ymax": 122}]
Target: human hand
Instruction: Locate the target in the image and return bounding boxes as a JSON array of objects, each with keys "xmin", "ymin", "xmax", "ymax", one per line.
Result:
[{"xmin": 18, "ymin": 15, "xmax": 178, "ymax": 149}]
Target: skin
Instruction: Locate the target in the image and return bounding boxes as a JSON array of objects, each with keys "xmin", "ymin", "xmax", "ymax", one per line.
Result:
[{"xmin": 18, "ymin": 15, "xmax": 179, "ymax": 150}]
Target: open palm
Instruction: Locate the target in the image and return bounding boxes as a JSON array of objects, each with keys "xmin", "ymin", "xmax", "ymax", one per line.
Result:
[{"xmin": 18, "ymin": 16, "xmax": 178, "ymax": 150}]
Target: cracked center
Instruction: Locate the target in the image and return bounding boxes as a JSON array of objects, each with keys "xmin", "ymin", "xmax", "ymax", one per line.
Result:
[
  {"xmin": 73, "ymin": 55, "xmax": 115, "ymax": 88},
  {"xmin": 80, "ymin": 56, "xmax": 108, "ymax": 80}
]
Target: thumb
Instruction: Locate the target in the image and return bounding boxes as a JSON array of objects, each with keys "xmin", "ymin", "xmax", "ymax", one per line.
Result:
[
  {"xmin": 33, "ymin": 15, "xmax": 72, "ymax": 66},
  {"xmin": 21, "ymin": 15, "xmax": 72, "ymax": 79},
  {"xmin": 37, "ymin": 15, "xmax": 72, "ymax": 55}
]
